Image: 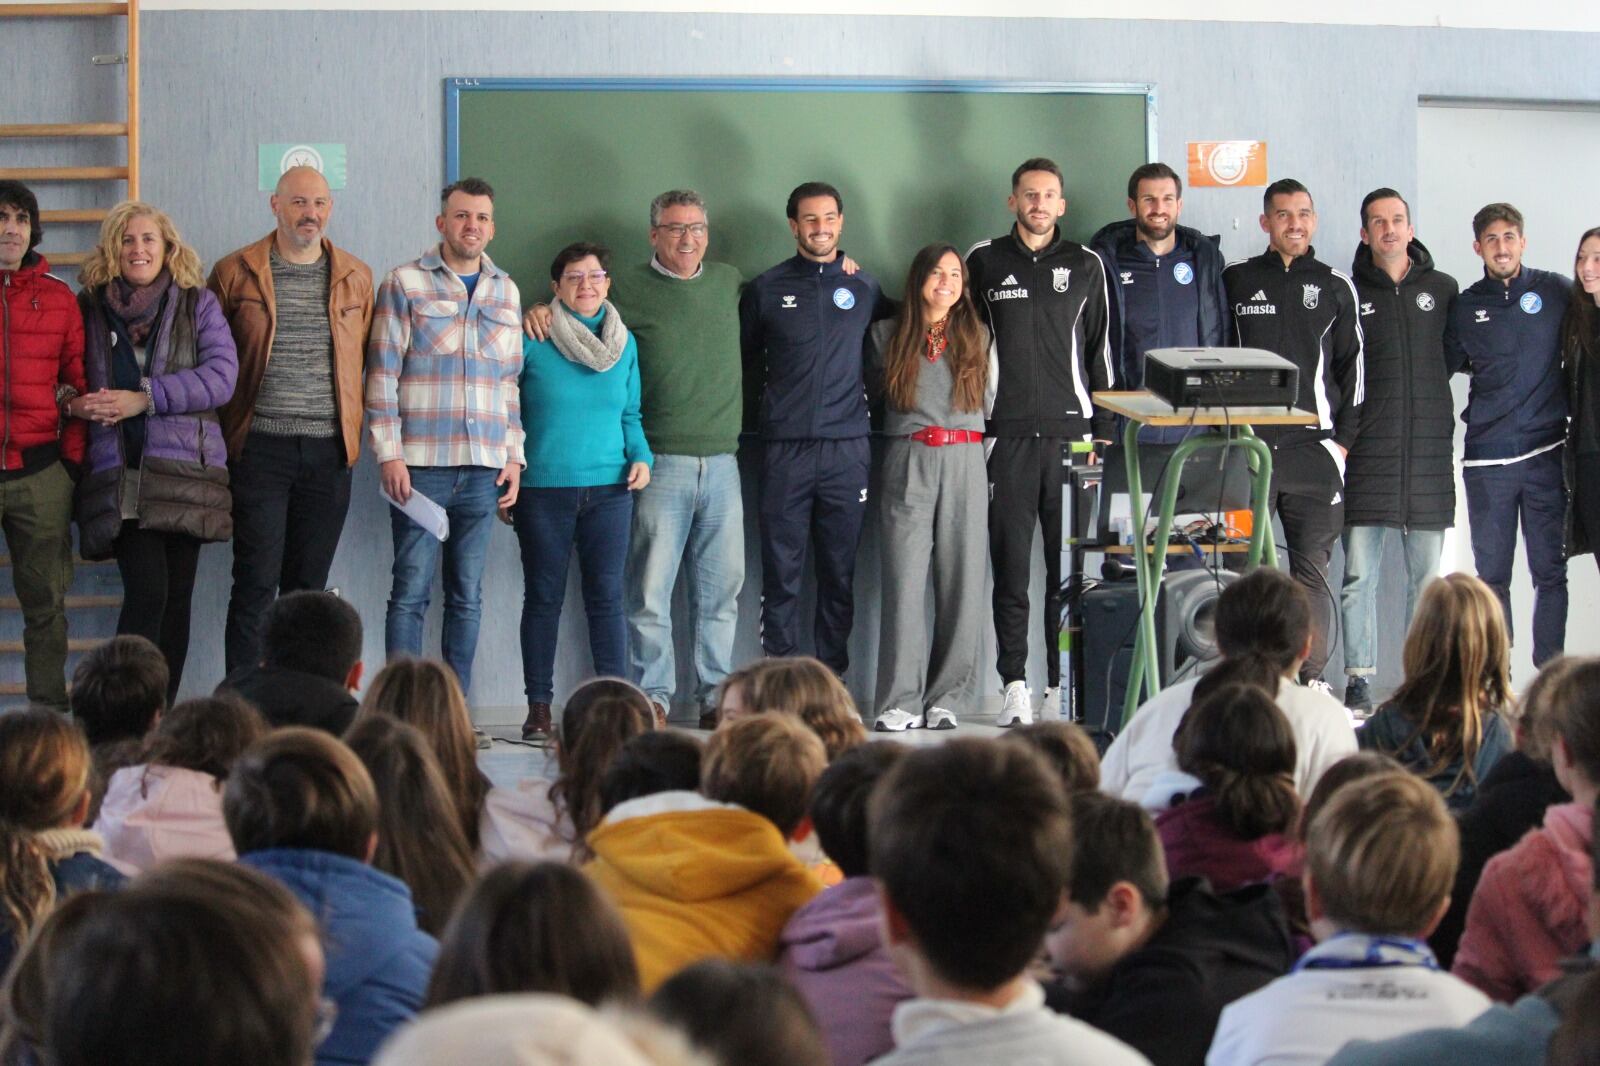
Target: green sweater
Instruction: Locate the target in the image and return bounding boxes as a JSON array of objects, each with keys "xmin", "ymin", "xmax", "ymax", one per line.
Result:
[{"xmin": 611, "ymin": 260, "xmax": 743, "ymax": 456}]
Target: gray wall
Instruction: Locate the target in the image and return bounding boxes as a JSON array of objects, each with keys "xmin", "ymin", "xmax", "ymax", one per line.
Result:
[{"xmin": 9, "ymin": 13, "xmax": 1600, "ymax": 713}]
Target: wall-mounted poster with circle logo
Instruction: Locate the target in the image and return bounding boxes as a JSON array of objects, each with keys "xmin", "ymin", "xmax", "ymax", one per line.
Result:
[
  {"xmin": 257, "ymin": 143, "xmax": 348, "ymax": 191},
  {"xmin": 1186, "ymin": 140, "xmax": 1268, "ymax": 188}
]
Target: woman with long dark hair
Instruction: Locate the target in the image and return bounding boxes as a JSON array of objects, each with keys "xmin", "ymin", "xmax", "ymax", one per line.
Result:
[
  {"xmin": 869, "ymin": 243, "xmax": 989, "ymax": 733},
  {"xmin": 1561, "ymin": 226, "xmax": 1600, "ymax": 572}
]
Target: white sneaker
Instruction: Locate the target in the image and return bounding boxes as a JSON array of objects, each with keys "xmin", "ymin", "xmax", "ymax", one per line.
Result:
[
  {"xmin": 1303, "ymin": 678, "xmax": 1335, "ymax": 698},
  {"xmin": 875, "ymin": 708, "xmax": 924, "ymax": 732},
  {"xmin": 998, "ymin": 681, "xmax": 1033, "ymax": 727},
  {"xmin": 925, "ymin": 707, "xmax": 958, "ymax": 730},
  {"xmin": 1041, "ymin": 687, "xmax": 1062, "ymax": 721}
]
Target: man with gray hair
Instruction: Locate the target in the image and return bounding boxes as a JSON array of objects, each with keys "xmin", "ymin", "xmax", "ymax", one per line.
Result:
[
  {"xmin": 618, "ymin": 191, "xmax": 747, "ymax": 729},
  {"xmin": 526, "ymin": 189, "xmax": 743, "ymax": 733},
  {"xmin": 208, "ymin": 165, "xmax": 374, "ymax": 673}
]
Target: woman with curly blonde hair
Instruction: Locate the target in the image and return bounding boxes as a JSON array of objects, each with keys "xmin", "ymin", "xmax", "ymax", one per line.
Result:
[
  {"xmin": 1358, "ymin": 572, "xmax": 1514, "ymax": 810},
  {"xmin": 71, "ymin": 201, "xmax": 237, "ymax": 700}
]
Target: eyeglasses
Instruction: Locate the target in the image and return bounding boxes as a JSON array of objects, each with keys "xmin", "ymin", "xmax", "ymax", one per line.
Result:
[
  {"xmin": 560, "ymin": 270, "xmax": 608, "ymax": 285},
  {"xmin": 654, "ymin": 223, "xmax": 708, "ymax": 239}
]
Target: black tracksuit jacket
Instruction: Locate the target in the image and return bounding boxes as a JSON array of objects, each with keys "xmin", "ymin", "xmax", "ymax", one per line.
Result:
[
  {"xmin": 1224, "ymin": 247, "xmax": 1366, "ymax": 451},
  {"xmin": 965, "ymin": 227, "xmax": 1116, "ymax": 441}
]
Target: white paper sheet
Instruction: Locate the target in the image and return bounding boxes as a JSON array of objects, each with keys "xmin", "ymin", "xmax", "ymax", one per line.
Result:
[{"xmin": 381, "ymin": 485, "xmax": 450, "ymax": 542}]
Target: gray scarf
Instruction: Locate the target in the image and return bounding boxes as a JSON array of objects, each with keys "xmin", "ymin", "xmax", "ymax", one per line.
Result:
[{"xmin": 549, "ymin": 299, "xmax": 627, "ymax": 372}]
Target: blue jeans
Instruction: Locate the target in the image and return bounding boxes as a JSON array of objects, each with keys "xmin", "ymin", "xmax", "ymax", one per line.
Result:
[
  {"xmin": 385, "ymin": 465, "xmax": 502, "ymax": 694},
  {"xmin": 626, "ymin": 452, "xmax": 744, "ymax": 708},
  {"xmin": 1339, "ymin": 524, "xmax": 1445, "ymax": 676},
  {"xmin": 1463, "ymin": 446, "xmax": 1568, "ymax": 666},
  {"xmin": 511, "ymin": 484, "xmax": 632, "ymax": 704}
]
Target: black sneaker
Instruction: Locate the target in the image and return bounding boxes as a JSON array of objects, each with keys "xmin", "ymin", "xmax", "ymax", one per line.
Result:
[{"xmin": 1343, "ymin": 676, "xmax": 1373, "ymax": 715}]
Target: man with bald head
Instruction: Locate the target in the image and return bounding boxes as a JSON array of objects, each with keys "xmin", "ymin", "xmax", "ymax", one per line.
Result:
[{"xmin": 208, "ymin": 165, "xmax": 374, "ymax": 672}]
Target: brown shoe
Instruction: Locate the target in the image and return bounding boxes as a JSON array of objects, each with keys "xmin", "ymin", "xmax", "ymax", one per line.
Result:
[
  {"xmin": 651, "ymin": 700, "xmax": 670, "ymax": 730},
  {"xmin": 697, "ymin": 708, "xmax": 719, "ymax": 731},
  {"xmin": 522, "ymin": 701, "xmax": 552, "ymax": 740}
]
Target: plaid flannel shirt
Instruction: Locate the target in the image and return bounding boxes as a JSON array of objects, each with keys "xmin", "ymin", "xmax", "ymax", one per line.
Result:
[{"xmin": 365, "ymin": 245, "xmax": 525, "ymax": 469}]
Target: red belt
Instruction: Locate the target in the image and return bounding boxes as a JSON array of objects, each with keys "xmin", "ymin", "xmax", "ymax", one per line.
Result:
[{"xmin": 908, "ymin": 427, "xmax": 984, "ymax": 447}]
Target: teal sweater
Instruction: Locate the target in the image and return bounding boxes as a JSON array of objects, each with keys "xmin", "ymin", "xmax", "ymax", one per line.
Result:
[
  {"xmin": 518, "ymin": 305, "xmax": 652, "ymax": 488},
  {"xmin": 611, "ymin": 260, "xmax": 743, "ymax": 456}
]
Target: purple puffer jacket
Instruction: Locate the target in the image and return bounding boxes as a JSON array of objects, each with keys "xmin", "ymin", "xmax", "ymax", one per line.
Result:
[
  {"xmin": 76, "ymin": 284, "xmax": 238, "ymax": 560},
  {"xmin": 776, "ymin": 876, "xmax": 912, "ymax": 1066}
]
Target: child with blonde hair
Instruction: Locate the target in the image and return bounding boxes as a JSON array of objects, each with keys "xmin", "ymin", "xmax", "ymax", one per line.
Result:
[
  {"xmin": 1358, "ymin": 573, "xmax": 1514, "ymax": 809},
  {"xmin": 1208, "ymin": 772, "xmax": 1489, "ymax": 1065}
]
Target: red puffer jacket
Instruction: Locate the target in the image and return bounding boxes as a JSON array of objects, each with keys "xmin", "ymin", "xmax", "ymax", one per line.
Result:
[{"xmin": 1, "ymin": 252, "xmax": 87, "ymax": 469}]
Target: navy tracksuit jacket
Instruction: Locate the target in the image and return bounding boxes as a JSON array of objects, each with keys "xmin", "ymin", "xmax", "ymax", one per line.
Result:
[
  {"xmin": 1090, "ymin": 218, "xmax": 1229, "ymax": 443},
  {"xmin": 1444, "ymin": 265, "xmax": 1571, "ymax": 665},
  {"xmin": 739, "ymin": 254, "xmax": 886, "ymax": 674}
]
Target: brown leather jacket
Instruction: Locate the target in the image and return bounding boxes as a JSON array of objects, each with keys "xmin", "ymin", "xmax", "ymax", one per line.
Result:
[{"xmin": 206, "ymin": 232, "xmax": 373, "ymax": 466}]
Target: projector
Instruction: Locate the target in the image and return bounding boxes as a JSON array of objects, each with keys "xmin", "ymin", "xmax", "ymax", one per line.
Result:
[{"xmin": 1143, "ymin": 347, "xmax": 1299, "ymax": 409}]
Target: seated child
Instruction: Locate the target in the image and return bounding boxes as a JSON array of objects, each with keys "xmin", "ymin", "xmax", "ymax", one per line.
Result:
[
  {"xmin": 225, "ymin": 727, "xmax": 437, "ymax": 1066},
  {"xmin": 93, "ymin": 694, "xmax": 268, "ymax": 873},
  {"xmin": 344, "ymin": 715, "xmax": 476, "ymax": 936},
  {"xmin": 1045, "ymin": 793, "xmax": 1294, "ymax": 1066},
  {"xmin": 355, "ymin": 658, "xmax": 495, "ymax": 856},
  {"xmin": 1100, "ymin": 568, "xmax": 1356, "ymax": 807},
  {"xmin": 218, "ymin": 590, "xmax": 364, "ymax": 735},
  {"xmin": 427, "ymin": 860, "xmax": 639, "ymax": 1008},
  {"xmin": 1358, "ymin": 574, "xmax": 1513, "ymax": 810},
  {"xmin": 0, "ymin": 709, "xmax": 127, "ymax": 977},
  {"xmin": 37, "ymin": 859, "xmax": 322, "ymax": 1066},
  {"xmin": 1326, "ymin": 793, "xmax": 1600, "ymax": 1066},
  {"xmin": 69, "ymin": 634, "xmax": 168, "ymax": 820},
  {"xmin": 868, "ymin": 738, "xmax": 1148, "ymax": 1065},
  {"xmin": 585, "ymin": 713, "xmax": 827, "ymax": 991},
  {"xmin": 1207, "ymin": 772, "xmax": 1490, "ymax": 1065},
  {"xmin": 479, "ymin": 677, "xmax": 654, "ymax": 865},
  {"xmin": 1156, "ymin": 683, "xmax": 1303, "ymax": 892},
  {"xmin": 69, "ymin": 635, "xmax": 167, "ymax": 749},
  {"xmin": 777, "ymin": 742, "xmax": 913, "ymax": 1066},
  {"xmin": 727, "ymin": 655, "xmax": 868, "ymax": 760},
  {"xmin": 1431, "ymin": 656, "xmax": 1575, "ymax": 968},
  {"xmin": 650, "ymin": 959, "xmax": 830, "ymax": 1066},
  {"xmin": 599, "ymin": 731, "xmax": 705, "ymax": 815},
  {"xmin": 1004, "ymin": 721, "xmax": 1102, "ymax": 794},
  {"xmin": 1453, "ymin": 657, "xmax": 1599, "ymax": 1001}
]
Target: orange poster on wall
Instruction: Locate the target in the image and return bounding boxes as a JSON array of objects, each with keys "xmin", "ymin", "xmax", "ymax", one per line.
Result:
[{"xmin": 1187, "ymin": 141, "xmax": 1269, "ymax": 187}]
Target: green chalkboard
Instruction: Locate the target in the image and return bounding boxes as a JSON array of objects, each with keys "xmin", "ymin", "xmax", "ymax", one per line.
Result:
[{"xmin": 450, "ymin": 81, "xmax": 1152, "ymax": 302}]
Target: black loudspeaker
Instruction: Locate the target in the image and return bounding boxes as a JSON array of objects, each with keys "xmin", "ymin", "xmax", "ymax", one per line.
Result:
[
  {"xmin": 1080, "ymin": 569, "xmax": 1238, "ymax": 737},
  {"xmin": 1158, "ymin": 569, "xmax": 1238, "ymax": 684}
]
